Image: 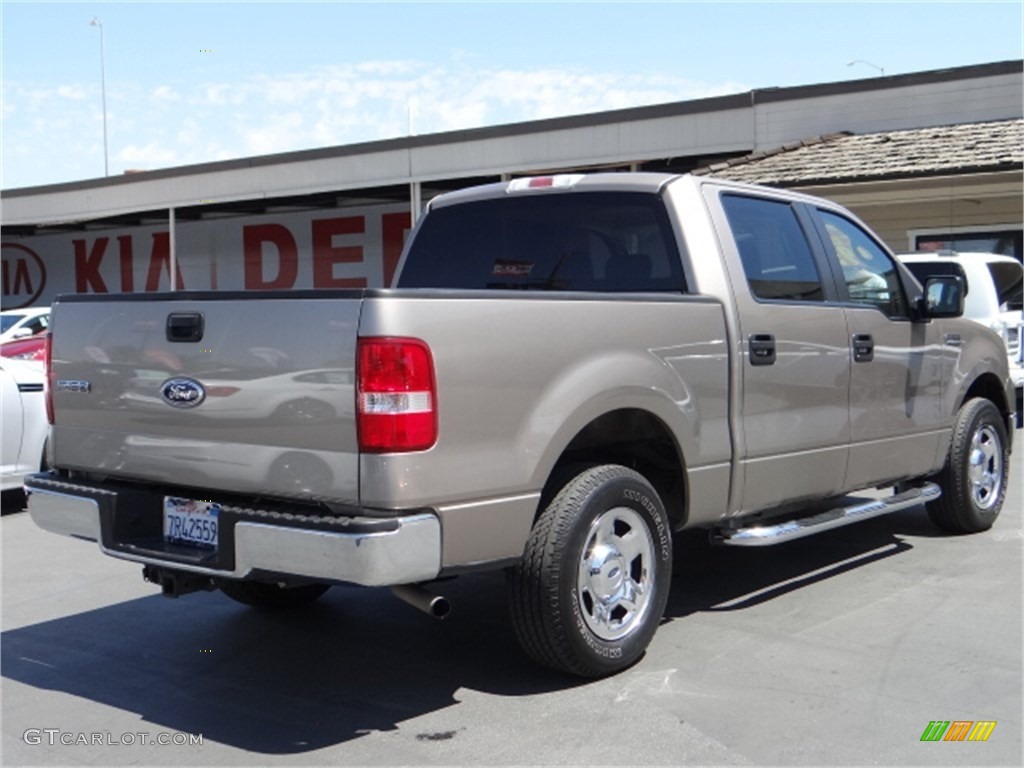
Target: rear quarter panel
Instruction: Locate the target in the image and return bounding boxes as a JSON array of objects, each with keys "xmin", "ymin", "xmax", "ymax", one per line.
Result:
[{"xmin": 358, "ymin": 292, "xmax": 731, "ymax": 565}]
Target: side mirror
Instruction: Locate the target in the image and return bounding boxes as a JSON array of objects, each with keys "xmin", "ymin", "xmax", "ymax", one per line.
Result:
[
  {"xmin": 10, "ymin": 327, "xmax": 33, "ymax": 340},
  {"xmin": 919, "ymin": 275, "xmax": 964, "ymax": 319}
]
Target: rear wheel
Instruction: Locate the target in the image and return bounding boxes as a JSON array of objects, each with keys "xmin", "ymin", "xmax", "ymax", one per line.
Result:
[
  {"xmin": 218, "ymin": 579, "xmax": 330, "ymax": 610},
  {"xmin": 927, "ymin": 398, "xmax": 1008, "ymax": 533},
  {"xmin": 508, "ymin": 464, "xmax": 672, "ymax": 677}
]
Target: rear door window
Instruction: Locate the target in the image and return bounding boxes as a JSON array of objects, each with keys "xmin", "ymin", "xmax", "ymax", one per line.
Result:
[
  {"xmin": 398, "ymin": 192, "xmax": 685, "ymax": 292},
  {"xmin": 721, "ymin": 194, "xmax": 824, "ymax": 302}
]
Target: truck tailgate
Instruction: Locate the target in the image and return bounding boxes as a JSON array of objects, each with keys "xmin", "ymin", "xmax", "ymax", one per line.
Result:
[{"xmin": 49, "ymin": 293, "xmax": 361, "ymax": 504}]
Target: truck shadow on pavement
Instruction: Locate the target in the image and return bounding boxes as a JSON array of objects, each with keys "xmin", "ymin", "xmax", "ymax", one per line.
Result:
[
  {"xmin": 1, "ymin": 572, "xmax": 559, "ymax": 754},
  {"xmin": 1, "ymin": 506, "xmax": 927, "ymax": 755},
  {"xmin": 665, "ymin": 506, "xmax": 924, "ymax": 618}
]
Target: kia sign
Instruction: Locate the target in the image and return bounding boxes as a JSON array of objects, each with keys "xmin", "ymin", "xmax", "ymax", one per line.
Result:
[
  {"xmin": 1, "ymin": 243, "xmax": 47, "ymax": 309},
  {"xmin": 1, "ymin": 203, "xmax": 412, "ymax": 308}
]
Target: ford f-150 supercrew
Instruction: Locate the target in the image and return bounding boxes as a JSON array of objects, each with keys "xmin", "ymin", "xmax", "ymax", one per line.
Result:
[{"xmin": 26, "ymin": 173, "xmax": 1014, "ymax": 677}]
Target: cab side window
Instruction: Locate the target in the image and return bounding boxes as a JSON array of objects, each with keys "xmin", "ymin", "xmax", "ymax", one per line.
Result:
[
  {"xmin": 722, "ymin": 195, "xmax": 824, "ymax": 302},
  {"xmin": 819, "ymin": 211, "xmax": 909, "ymax": 318}
]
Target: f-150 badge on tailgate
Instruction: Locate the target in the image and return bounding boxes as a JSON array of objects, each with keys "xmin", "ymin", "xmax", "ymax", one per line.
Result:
[{"xmin": 160, "ymin": 377, "xmax": 206, "ymax": 408}]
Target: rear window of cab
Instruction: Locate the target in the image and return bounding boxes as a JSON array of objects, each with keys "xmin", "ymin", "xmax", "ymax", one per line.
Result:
[{"xmin": 398, "ymin": 192, "xmax": 686, "ymax": 293}]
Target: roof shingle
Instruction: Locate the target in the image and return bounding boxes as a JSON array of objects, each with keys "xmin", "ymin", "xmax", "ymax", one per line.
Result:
[{"xmin": 694, "ymin": 119, "xmax": 1024, "ymax": 185}]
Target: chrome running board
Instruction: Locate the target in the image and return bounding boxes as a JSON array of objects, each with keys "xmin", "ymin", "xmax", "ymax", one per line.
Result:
[{"xmin": 713, "ymin": 483, "xmax": 941, "ymax": 547}]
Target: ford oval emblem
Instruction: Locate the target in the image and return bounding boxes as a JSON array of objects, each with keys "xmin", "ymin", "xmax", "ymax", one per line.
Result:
[{"xmin": 160, "ymin": 377, "xmax": 206, "ymax": 408}]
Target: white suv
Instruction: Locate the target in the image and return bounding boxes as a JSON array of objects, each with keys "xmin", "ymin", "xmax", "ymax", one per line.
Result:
[{"xmin": 899, "ymin": 251, "xmax": 1023, "ymax": 420}]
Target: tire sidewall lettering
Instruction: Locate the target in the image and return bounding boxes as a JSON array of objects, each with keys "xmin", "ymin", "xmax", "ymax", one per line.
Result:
[
  {"xmin": 621, "ymin": 487, "xmax": 671, "ymax": 561},
  {"xmin": 569, "ymin": 587, "xmax": 624, "ymax": 660}
]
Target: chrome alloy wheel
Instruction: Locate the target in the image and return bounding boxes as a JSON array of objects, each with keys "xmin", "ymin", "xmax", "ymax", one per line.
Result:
[
  {"xmin": 968, "ymin": 424, "xmax": 1003, "ymax": 510},
  {"xmin": 576, "ymin": 506, "xmax": 656, "ymax": 642}
]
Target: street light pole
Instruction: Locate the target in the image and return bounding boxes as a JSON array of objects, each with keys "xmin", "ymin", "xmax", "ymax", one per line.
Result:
[
  {"xmin": 846, "ymin": 59, "xmax": 885, "ymax": 77},
  {"xmin": 90, "ymin": 17, "xmax": 109, "ymax": 176}
]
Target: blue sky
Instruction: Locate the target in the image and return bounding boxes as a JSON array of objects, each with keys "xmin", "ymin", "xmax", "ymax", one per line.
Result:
[{"xmin": 2, "ymin": 1, "xmax": 1022, "ymax": 189}]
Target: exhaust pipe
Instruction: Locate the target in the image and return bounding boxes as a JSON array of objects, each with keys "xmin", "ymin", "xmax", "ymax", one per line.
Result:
[{"xmin": 391, "ymin": 584, "xmax": 451, "ymax": 620}]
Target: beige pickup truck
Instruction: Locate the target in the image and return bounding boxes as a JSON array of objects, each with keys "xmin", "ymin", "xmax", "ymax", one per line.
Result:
[{"xmin": 26, "ymin": 173, "xmax": 1014, "ymax": 677}]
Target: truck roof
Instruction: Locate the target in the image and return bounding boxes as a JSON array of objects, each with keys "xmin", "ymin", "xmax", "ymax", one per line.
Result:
[
  {"xmin": 426, "ymin": 171, "xmax": 855, "ymax": 213},
  {"xmin": 427, "ymin": 172, "xmax": 680, "ymax": 209}
]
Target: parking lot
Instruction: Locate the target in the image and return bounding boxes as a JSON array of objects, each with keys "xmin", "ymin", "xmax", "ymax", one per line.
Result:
[{"xmin": 2, "ymin": 446, "xmax": 1021, "ymax": 766}]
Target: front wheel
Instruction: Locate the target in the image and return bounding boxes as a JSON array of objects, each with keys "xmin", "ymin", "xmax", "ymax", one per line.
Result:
[
  {"xmin": 508, "ymin": 464, "xmax": 672, "ymax": 677},
  {"xmin": 926, "ymin": 398, "xmax": 1009, "ymax": 533}
]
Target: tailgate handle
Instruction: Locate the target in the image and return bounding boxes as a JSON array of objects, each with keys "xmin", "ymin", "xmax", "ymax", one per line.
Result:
[{"xmin": 166, "ymin": 312, "xmax": 204, "ymax": 343}]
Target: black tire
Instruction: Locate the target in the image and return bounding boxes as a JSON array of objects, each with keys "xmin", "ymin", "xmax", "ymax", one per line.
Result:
[
  {"xmin": 926, "ymin": 398, "xmax": 1009, "ymax": 533},
  {"xmin": 508, "ymin": 464, "xmax": 672, "ymax": 678},
  {"xmin": 217, "ymin": 579, "xmax": 330, "ymax": 610}
]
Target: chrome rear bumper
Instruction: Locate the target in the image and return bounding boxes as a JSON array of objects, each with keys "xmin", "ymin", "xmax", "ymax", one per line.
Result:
[{"xmin": 25, "ymin": 475, "xmax": 441, "ymax": 587}]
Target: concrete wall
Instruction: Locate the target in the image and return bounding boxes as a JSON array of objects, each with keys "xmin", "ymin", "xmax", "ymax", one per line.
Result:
[{"xmin": 755, "ymin": 71, "xmax": 1023, "ymax": 150}]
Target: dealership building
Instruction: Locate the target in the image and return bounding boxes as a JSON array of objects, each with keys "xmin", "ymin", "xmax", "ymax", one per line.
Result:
[{"xmin": 1, "ymin": 59, "xmax": 1021, "ymax": 310}]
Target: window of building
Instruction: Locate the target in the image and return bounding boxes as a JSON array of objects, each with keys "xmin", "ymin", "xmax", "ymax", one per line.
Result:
[{"xmin": 913, "ymin": 229, "xmax": 1023, "ymax": 261}]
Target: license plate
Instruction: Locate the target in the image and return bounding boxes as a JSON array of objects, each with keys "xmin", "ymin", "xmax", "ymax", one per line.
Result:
[{"xmin": 164, "ymin": 496, "xmax": 220, "ymax": 550}]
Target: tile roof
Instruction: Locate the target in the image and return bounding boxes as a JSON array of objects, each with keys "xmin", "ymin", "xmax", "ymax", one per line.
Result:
[{"xmin": 694, "ymin": 118, "xmax": 1024, "ymax": 186}]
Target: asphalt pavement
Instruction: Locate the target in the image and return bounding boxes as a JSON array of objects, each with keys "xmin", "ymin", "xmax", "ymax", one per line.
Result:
[{"xmin": 2, "ymin": 445, "xmax": 1021, "ymax": 766}]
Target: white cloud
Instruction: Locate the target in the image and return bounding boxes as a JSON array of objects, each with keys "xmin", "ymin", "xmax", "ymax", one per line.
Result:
[
  {"xmin": 2, "ymin": 62, "xmax": 749, "ymax": 187},
  {"xmin": 240, "ymin": 112, "xmax": 305, "ymax": 155},
  {"xmin": 231, "ymin": 61, "xmax": 746, "ymax": 148},
  {"xmin": 356, "ymin": 60, "xmax": 419, "ymax": 76},
  {"xmin": 176, "ymin": 117, "xmax": 201, "ymax": 146},
  {"xmin": 203, "ymin": 83, "xmax": 242, "ymax": 105},
  {"xmin": 56, "ymin": 85, "xmax": 87, "ymax": 100},
  {"xmin": 152, "ymin": 85, "xmax": 180, "ymax": 101},
  {"xmin": 117, "ymin": 142, "xmax": 179, "ymax": 167}
]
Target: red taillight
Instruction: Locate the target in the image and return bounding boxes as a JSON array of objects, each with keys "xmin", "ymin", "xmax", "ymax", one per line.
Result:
[
  {"xmin": 44, "ymin": 332, "xmax": 54, "ymax": 424},
  {"xmin": 357, "ymin": 337, "xmax": 437, "ymax": 453},
  {"xmin": 507, "ymin": 174, "xmax": 585, "ymax": 192}
]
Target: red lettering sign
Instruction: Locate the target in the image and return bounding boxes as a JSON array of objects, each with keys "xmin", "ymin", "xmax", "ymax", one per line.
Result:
[
  {"xmin": 312, "ymin": 216, "xmax": 366, "ymax": 288},
  {"xmin": 145, "ymin": 232, "xmax": 185, "ymax": 291},
  {"xmin": 73, "ymin": 237, "xmax": 109, "ymax": 293},
  {"xmin": 1, "ymin": 243, "xmax": 47, "ymax": 309},
  {"xmin": 243, "ymin": 224, "xmax": 298, "ymax": 289},
  {"xmin": 118, "ymin": 235, "xmax": 134, "ymax": 292}
]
